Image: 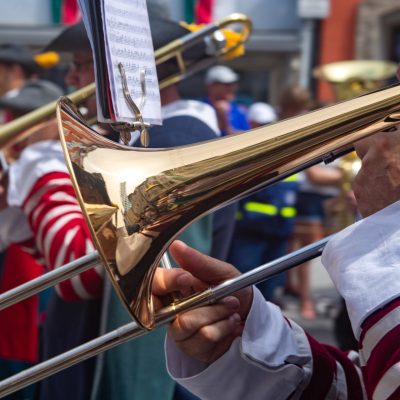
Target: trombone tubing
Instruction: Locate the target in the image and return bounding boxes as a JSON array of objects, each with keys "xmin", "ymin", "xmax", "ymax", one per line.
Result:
[
  {"xmin": 0, "ymin": 252, "xmax": 98, "ymax": 311},
  {"xmin": 0, "ymin": 150, "xmax": 331, "ymax": 314},
  {"xmin": 0, "ymin": 236, "xmax": 330, "ymax": 398}
]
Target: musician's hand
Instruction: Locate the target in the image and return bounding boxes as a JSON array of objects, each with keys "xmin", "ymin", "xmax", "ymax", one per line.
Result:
[
  {"xmin": 152, "ymin": 240, "xmax": 252, "ymax": 364},
  {"xmin": 354, "ymin": 128, "xmax": 400, "ymax": 216}
]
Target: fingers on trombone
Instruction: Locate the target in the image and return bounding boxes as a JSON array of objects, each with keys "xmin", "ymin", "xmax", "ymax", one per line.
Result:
[
  {"xmin": 168, "ymin": 298, "xmax": 243, "ymax": 363},
  {"xmin": 152, "ymin": 267, "xmax": 193, "ymax": 296},
  {"xmin": 170, "ymin": 296, "xmax": 242, "ymax": 343},
  {"xmin": 355, "ymin": 125, "xmax": 400, "ymax": 160}
]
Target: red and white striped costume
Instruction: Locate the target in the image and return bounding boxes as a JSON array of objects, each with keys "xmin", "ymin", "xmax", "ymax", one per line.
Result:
[
  {"xmin": 166, "ymin": 201, "xmax": 400, "ymax": 399},
  {"xmin": 6, "ymin": 140, "xmax": 103, "ymax": 300}
]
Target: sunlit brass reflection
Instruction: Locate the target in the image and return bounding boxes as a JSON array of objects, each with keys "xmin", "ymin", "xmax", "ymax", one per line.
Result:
[{"xmin": 57, "ymin": 85, "xmax": 400, "ymax": 329}]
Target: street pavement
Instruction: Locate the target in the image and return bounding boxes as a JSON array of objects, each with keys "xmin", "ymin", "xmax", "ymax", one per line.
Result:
[{"xmin": 280, "ymin": 256, "xmax": 341, "ymax": 347}]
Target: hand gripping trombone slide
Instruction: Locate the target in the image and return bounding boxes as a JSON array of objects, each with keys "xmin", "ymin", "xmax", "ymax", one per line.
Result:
[{"xmin": 0, "ymin": 237, "xmax": 328, "ymax": 397}]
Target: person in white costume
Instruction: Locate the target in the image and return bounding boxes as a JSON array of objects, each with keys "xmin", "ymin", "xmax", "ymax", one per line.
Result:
[{"xmin": 151, "ymin": 128, "xmax": 400, "ymax": 400}]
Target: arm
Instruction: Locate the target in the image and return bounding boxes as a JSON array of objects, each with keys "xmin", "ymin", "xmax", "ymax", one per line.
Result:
[
  {"xmin": 321, "ymin": 129, "xmax": 400, "ymax": 399},
  {"xmin": 7, "ymin": 140, "xmax": 103, "ymax": 300},
  {"xmin": 153, "ymin": 242, "xmax": 366, "ymax": 399},
  {"xmin": 305, "ymin": 164, "xmax": 343, "ymax": 186},
  {"xmin": 322, "ymin": 201, "xmax": 400, "ymax": 400}
]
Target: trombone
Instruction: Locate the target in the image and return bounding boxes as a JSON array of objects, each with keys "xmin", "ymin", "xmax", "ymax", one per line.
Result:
[
  {"xmin": 1, "ymin": 81, "xmax": 400, "ymax": 396},
  {"xmin": 0, "ymin": 13, "xmax": 252, "ymax": 149}
]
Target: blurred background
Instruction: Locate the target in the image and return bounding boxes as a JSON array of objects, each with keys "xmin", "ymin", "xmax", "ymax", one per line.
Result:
[{"xmin": 1, "ymin": 0, "xmax": 399, "ymax": 105}]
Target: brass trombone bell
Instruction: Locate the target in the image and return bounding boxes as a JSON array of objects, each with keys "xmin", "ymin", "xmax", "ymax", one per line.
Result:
[
  {"xmin": 313, "ymin": 60, "xmax": 398, "ymax": 100},
  {"xmin": 57, "ymin": 83, "xmax": 400, "ymax": 330}
]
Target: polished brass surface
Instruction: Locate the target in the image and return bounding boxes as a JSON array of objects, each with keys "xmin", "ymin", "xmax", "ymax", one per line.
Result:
[
  {"xmin": 57, "ymin": 84, "xmax": 400, "ymax": 329},
  {"xmin": 313, "ymin": 60, "xmax": 398, "ymax": 101},
  {"xmin": 0, "ymin": 13, "xmax": 251, "ymax": 150}
]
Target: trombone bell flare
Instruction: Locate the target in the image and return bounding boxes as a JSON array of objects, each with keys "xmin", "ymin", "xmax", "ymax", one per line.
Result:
[{"xmin": 57, "ymin": 85, "xmax": 400, "ymax": 330}]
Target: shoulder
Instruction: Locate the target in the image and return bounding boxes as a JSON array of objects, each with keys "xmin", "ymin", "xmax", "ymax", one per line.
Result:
[
  {"xmin": 149, "ymin": 115, "xmax": 217, "ymax": 147},
  {"xmin": 162, "ymin": 100, "xmax": 220, "ymax": 135}
]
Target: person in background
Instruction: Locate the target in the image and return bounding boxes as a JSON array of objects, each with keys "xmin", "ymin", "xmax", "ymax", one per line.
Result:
[
  {"xmin": 0, "ymin": 52, "xmax": 41, "ymax": 398},
  {"xmin": 0, "ymin": 44, "xmax": 38, "ymax": 123},
  {"xmin": 247, "ymin": 102, "xmax": 277, "ymax": 130},
  {"xmin": 39, "ymin": 5, "xmax": 235, "ymax": 400},
  {"xmin": 0, "ymin": 79, "xmax": 64, "ymax": 400},
  {"xmin": 0, "ymin": 22, "xmax": 115, "ymax": 400},
  {"xmin": 277, "ymin": 84, "xmax": 343, "ymax": 320},
  {"xmin": 204, "ymin": 65, "xmax": 250, "ymax": 135},
  {"xmin": 151, "ymin": 126, "xmax": 400, "ymax": 400},
  {"xmin": 202, "ymin": 64, "xmax": 250, "ymax": 260},
  {"xmin": 228, "ymin": 102, "xmax": 298, "ymax": 303}
]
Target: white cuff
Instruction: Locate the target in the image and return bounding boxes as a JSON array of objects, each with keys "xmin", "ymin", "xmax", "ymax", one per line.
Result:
[
  {"xmin": 322, "ymin": 201, "xmax": 400, "ymax": 338},
  {"xmin": 166, "ymin": 289, "xmax": 311, "ymax": 399}
]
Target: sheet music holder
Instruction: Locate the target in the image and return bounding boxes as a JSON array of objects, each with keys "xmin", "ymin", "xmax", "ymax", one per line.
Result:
[{"xmin": 77, "ymin": 0, "xmax": 161, "ymax": 136}]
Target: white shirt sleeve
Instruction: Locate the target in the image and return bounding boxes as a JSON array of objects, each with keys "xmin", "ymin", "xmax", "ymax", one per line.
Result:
[
  {"xmin": 165, "ymin": 289, "xmax": 313, "ymax": 400},
  {"xmin": 7, "ymin": 140, "xmax": 67, "ymax": 207},
  {"xmin": 322, "ymin": 200, "xmax": 400, "ymax": 338}
]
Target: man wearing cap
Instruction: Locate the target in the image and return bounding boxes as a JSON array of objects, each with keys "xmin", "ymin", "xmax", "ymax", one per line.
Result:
[
  {"xmin": 25, "ymin": 5, "xmax": 226, "ymax": 400},
  {"xmin": 0, "ymin": 79, "xmax": 64, "ymax": 400},
  {"xmin": 0, "ymin": 44, "xmax": 38, "ymax": 123},
  {"xmin": 0, "ymin": 26, "xmax": 105, "ymax": 400},
  {"xmin": 204, "ymin": 65, "xmax": 250, "ymax": 136}
]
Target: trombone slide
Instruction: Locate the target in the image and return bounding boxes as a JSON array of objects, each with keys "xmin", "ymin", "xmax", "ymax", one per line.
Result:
[{"xmin": 0, "ymin": 236, "xmax": 329, "ymax": 398}]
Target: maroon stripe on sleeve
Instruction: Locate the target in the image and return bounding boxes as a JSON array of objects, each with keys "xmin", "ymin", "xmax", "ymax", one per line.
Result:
[
  {"xmin": 359, "ymin": 297, "xmax": 400, "ymax": 345},
  {"xmin": 362, "ymin": 325, "xmax": 400, "ymax": 398},
  {"xmin": 325, "ymin": 344, "xmax": 364, "ymax": 399},
  {"xmin": 299, "ymin": 334, "xmax": 336, "ymax": 399},
  {"xmin": 22, "ymin": 171, "xmax": 103, "ymax": 300}
]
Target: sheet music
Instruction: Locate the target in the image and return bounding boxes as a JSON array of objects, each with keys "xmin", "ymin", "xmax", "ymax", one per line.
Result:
[
  {"xmin": 78, "ymin": 0, "xmax": 112, "ymax": 121},
  {"xmin": 101, "ymin": 0, "xmax": 162, "ymax": 125}
]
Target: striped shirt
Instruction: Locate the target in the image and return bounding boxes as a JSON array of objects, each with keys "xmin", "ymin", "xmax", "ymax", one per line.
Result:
[
  {"xmin": 19, "ymin": 171, "xmax": 103, "ymax": 300},
  {"xmin": 299, "ymin": 297, "xmax": 400, "ymax": 399},
  {"xmin": 168, "ymin": 290, "xmax": 400, "ymax": 399}
]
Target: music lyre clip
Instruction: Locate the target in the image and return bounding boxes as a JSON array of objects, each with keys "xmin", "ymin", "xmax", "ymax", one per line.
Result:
[
  {"xmin": 112, "ymin": 62, "xmax": 151, "ymax": 147},
  {"xmin": 114, "ymin": 63, "xmax": 175, "ymax": 277}
]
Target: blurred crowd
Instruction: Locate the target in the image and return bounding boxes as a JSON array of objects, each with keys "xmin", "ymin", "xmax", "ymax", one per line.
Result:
[{"xmin": 0, "ymin": 4, "xmax": 361, "ymax": 400}]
